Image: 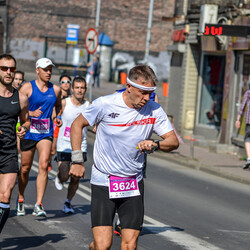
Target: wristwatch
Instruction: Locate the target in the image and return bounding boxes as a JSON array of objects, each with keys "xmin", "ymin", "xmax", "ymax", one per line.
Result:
[{"xmin": 154, "ymin": 140, "xmax": 160, "ymax": 151}]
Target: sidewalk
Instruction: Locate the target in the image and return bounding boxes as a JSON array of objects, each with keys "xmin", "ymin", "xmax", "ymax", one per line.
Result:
[{"xmin": 91, "ymin": 79, "xmax": 250, "ymax": 186}]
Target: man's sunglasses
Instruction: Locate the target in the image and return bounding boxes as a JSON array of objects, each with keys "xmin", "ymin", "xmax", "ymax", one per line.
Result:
[
  {"xmin": 0, "ymin": 66, "xmax": 16, "ymax": 72},
  {"xmin": 60, "ymin": 80, "xmax": 71, "ymax": 84}
]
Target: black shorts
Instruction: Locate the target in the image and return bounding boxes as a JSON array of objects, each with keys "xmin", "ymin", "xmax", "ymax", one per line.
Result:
[
  {"xmin": 0, "ymin": 153, "xmax": 18, "ymax": 174},
  {"xmin": 245, "ymin": 124, "xmax": 250, "ymax": 143},
  {"xmin": 20, "ymin": 136, "xmax": 53, "ymax": 151},
  {"xmin": 91, "ymin": 179, "xmax": 144, "ymax": 230},
  {"xmin": 57, "ymin": 152, "xmax": 87, "ymax": 162}
]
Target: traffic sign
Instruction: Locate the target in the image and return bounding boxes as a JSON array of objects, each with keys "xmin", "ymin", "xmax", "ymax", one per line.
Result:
[
  {"xmin": 66, "ymin": 24, "xmax": 80, "ymax": 45},
  {"xmin": 85, "ymin": 28, "xmax": 99, "ymax": 54}
]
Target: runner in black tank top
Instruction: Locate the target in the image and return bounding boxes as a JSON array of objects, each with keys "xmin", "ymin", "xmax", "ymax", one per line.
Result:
[
  {"xmin": 0, "ymin": 88, "xmax": 21, "ymax": 158},
  {"xmin": 0, "ymin": 54, "xmax": 30, "ymax": 234}
]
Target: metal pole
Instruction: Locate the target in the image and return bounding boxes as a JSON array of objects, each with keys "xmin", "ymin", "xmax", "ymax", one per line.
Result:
[
  {"xmin": 95, "ymin": 0, "xmax": 101, "ymax": 33},
  {"xmin": 88, "ymin": 54, "xmax": 94, "ymax": 102},
  {"xmin": 144, "ymin": 0, "xmax": 154, "ymax": 64}
]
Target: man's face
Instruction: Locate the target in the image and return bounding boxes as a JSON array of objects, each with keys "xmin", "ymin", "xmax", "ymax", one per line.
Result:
[
  {"xmin": 13, "ymin": 73, "xmax": 24, "ymax": 90},
  {"xmin": 36, "ymin": 65, "xmax": 52, "ymax": 82},
  {"xmin": 0, "ymin": 58, "xmax": 16, "ymax": 86},
  {"xmin": 60, "ymin": 77, "xmax": 71, "ymax": 91},
  {"xmin": 127, "ymin": 77, "xmax": 154, "ymax": 109},
  {"xmin": 72, "ymin": 81, "xmax": 86, "ymax": 100}
]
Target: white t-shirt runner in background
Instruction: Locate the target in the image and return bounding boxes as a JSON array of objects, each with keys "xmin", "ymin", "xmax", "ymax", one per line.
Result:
[
  {"xmin": 82, "ymin": 92, "xmax": 173, "ymax": 186},
  {"xmin": 57, "ymin": 97, "xmax": 90, "ymax": 153}
]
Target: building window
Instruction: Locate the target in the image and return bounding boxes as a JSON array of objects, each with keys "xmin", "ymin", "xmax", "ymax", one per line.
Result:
[{"xmin": 198, "ymin": 55, "xmax": 225, "ymax": 127}]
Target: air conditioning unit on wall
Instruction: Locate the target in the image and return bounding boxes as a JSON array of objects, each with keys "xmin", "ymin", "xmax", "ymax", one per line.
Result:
[{"xmin": 199, "ymin": 4, "xmax": 218, "ymax": 33}]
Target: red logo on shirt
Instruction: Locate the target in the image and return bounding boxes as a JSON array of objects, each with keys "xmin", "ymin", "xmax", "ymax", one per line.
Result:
[{"xmin": 108, "ymin": 118, "xmax": 156, "ymax": 127}]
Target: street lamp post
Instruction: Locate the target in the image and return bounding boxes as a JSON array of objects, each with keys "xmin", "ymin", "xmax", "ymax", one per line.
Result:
[{"xmin": 144, "ymin": 0, "xmax": 154, "ymax": 64}]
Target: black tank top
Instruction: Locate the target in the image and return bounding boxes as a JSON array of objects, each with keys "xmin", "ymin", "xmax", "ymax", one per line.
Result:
[{"xmin": 0, "ymin": 88, "xmax": 21, "ymax": 153}]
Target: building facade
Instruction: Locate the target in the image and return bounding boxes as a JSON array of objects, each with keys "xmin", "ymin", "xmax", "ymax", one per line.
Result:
[
  {"xmin": 167, "ymin": 0, "xmax": 250, "ymax": 146},
  {"xmin": 0, "ymin": 0, "xmax": 175, "ymax": 81}
]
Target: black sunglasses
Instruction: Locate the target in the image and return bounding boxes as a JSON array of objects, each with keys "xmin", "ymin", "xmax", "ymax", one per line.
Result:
[
  {"xmin": 0, "ymin": 66, "xmax": 16, "ymax": 72},
  {"xmin": 60, "ymin": 80, "xmax": 71, "ymax": 84}
]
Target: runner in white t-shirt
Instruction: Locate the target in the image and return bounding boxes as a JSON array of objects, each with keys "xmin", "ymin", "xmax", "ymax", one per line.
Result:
[
  {"xmin": 54, "ymin": 76, "xmax": 89, "ymax": 214},
  {"xmin": 70, "ymin": 65, "xmax": 179, "ymax": 250}
]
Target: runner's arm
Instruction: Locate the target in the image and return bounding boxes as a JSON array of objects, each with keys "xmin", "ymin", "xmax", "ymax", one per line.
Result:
[
  {"xmin": 53, "ymin": 85, "xmax": 62, "ymax": 127},
  {"xmin": 70, "ymin": 114, "xmax": 90, "ymax": 178},
  {"xmin": 17, "ymin": 92, "xmax": 30, "ymax": 139},
  {"xmin": 137, "ymin": 130, "xmax": 179, "ymax": 153}
]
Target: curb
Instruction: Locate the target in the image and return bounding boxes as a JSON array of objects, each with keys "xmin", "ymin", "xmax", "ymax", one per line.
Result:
[{"xmin": 151, "ymin": 151, "xmax": 250, "ymax": 186}]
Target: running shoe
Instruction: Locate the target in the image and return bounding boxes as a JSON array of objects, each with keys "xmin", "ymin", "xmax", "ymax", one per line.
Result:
[
  {"xmin": 114, "ymin": 223, "xmax": 122, "ymax": 237},
  {"xmin": 32, "ymin": 203, "xmax": 47, "ymax": 216},
  {"xmin": 16, "ymin": 199, "xmax": 26, "ymax": 216},
  {"xmin": 243, "ymin": 159, "xmax": 250, "ymax": 170},
  {"xmin": 62, "ymin": 202, "xmax": 75, "ymax": 214},
  {"xmin": 55, "ymin": 176, "xmax": 63, "ymax": 190}
]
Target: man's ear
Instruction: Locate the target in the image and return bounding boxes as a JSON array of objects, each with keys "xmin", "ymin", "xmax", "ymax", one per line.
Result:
[{"xmin": 126, "ymin": 83, "xmax": 132, "ymax": 93}]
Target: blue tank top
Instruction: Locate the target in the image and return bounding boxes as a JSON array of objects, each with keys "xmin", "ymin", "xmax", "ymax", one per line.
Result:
[
  {"xmin": 25, "ymin": 80, "xmax": 57, "ymax": 141},
  {"xmin": 116, "ymin": 87, "xmax": 156, "ymax": 101}
]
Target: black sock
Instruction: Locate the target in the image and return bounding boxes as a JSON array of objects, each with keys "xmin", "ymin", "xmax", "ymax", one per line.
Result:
[{"xmin": 0, "ymin": 202, "xmax": 10, "ymax": 234}]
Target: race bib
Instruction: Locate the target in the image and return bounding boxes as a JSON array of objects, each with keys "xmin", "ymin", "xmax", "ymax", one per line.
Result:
[
  {"xmin": 109, "ymin": 175, "xmax": 140, "ymax": 199},
  {"xmin": 63, "ymin": 126, "xmax": 71, "ymax": 141},
  {"xmin": 30, "ymin": 118, "xmax": 50, "ymax": 134}
]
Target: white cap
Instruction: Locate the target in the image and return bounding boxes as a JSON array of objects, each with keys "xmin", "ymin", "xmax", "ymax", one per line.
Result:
[{"xmin": 36, "ymin": 57, "xmax": 55, "ymax": 69}]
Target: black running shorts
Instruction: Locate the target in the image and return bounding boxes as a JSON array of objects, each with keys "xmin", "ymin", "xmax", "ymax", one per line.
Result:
[
  {"xmin": 20, "ymin": 136, "xmax": 53, "ymax": 151},
  {"xmin": 91, "ymin": 179, "xmax": 144, "ymax": 230},
  {"xmin": 0, "ymin": 153, "xmax": 18, "ymax": 174},
  {"xmin": 57, "ymin": 151, "xmax": 87, "ymax": 162},
  {"xmin": 245, "ymin": 124, "xmax": 250, "ymax": 143}
]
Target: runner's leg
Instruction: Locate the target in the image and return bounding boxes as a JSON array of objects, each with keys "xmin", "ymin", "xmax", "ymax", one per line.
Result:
[
  {"xmin": 89, "ymin": 226, "xmax": 113, "ymax": 250},
  {"xmin": 58, "ymin": 161, "xmax": 70, "ymax": 182},
  {"xmin": 121, "ymin": 229, "xmax": 140, "ymax": 250},
  {"xmin": 0, "ymin": 173, "xmax": 17, "ymax": 233},
  {"xmin": 67, "ymin": 175, "xmax": 80, "ymax": 201},
  {"xmin": 18, "ymin": 148, "xmax": 36, "ymax": 200},
  {"xmin": 36, "ymin": 139, "xmax": 52, "ymax": 204}
]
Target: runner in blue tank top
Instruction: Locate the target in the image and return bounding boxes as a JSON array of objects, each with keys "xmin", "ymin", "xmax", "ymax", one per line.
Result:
[{"xmin": 17, "ymin": 58, "xmax": 62, "ymax": 217}]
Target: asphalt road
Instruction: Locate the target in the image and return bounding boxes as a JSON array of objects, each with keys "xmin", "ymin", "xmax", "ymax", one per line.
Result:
[{"xmin": 1, "ymin": 132, "xmax": 250, "ymax": 249}]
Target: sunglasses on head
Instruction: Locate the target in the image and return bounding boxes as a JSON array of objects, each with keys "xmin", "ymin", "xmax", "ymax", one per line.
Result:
[
  {"xmin": 0, "ymin": 66, "xmax": 16, "ymax": 72},
  {"xmin": 60, "ymin": 80, "xmax": 71, "ymax": 84}
]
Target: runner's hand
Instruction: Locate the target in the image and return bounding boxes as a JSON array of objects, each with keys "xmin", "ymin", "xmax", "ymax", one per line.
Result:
[
  {"xmin": 69, "ymin": 163, "xmax": 85, "ymax": 178},
  {"xmin": 55, "ymin": 117, "xmax": 63, "ymax": 127},
  {"xmin": 0, "ymin": 129, "xmax": 2, "ymax": 135},
  {"xmin": 31, "ymin": 107, "xmax": 43, "ymax": 117},
  {"xmin": 137, "ymin": 140, "xmax": 157, "ymax": 154},
  {"xmin": 16, "ymin": 126, "xmax": 27, "ymax": 139}
]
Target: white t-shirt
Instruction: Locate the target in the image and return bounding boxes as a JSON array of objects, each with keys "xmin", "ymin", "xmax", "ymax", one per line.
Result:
[
  {"xmin": 82, "ymin": 92, "xmax": 173, "ymax": 186},
  {"xmin": 57, "ymin": 97, "xmax": 89, "ymax": 153}
]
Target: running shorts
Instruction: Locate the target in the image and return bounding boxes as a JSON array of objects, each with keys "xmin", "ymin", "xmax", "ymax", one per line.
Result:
[
  {"xmin": 245, "ymin": 124, "xmax": 250, "ymax": 143},
  {"xmin": 0, "ymin": 153, "xmax": 18, "ymax": 174},
  {"xmin": 20, "ymin": 136, "xmax": 53, "ymax": 151},
  {"xmin": 91, "ymin": 179, "xmax": 144, "ymax": 230},
  {"xmin": 57, "ymin": 152, "xmax": 87, "ymax": 162}
]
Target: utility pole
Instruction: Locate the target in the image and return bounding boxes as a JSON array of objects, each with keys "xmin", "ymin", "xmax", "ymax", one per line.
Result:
[
  {"xmin": 89, "ymin": 0, "xmax": 101, "ymax": 102},
  {"xmin": 95, "ymin": 0, "xmax": 101, "ymax": 33},
  {"xmin": 144, "ymin": 0, "xmax": 154, "ymax": 64}
]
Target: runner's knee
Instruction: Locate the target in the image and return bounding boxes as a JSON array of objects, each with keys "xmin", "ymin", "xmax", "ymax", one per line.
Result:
[{"xmin": 58, "ymin": 162, "xmax": 70, "ymax": 182}]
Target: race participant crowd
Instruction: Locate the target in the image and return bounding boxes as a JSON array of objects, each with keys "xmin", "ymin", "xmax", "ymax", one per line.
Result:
[{"xmin": 0, "ymin": 54, "xmax": 179, "ymax": 249}]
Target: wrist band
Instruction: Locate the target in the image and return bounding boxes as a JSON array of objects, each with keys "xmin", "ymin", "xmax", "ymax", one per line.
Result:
[
  {"xmin": 56, "ymin": 116, "xmax": 62, "ymax": 120},
  {"xmin": 22, "ymin": 126, "xmax": 28, "ymax": 132},
  {"xmin": 72, "ymin": 150, "xmax": 83, "ymax": 163}
]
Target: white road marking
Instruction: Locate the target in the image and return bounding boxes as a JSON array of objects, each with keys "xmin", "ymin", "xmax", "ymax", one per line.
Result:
[{"xmin": 28, "ymin": 160, "xmax": 222, "ymax": 250}]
